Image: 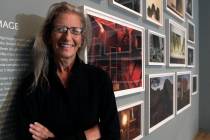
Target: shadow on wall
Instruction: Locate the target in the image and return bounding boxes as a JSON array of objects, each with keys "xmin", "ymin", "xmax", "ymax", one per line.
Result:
[{"xmin": 0, "ymin": 14, "xmax": 44, "ymax": 140}]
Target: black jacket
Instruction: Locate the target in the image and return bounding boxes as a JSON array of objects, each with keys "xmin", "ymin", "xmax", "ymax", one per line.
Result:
[{"xmin": 16, "ymin": 56, "xmax": 120, "ymax": 140}]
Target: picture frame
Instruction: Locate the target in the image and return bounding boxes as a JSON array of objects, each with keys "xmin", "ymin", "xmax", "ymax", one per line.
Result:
[
  {"xmin": 166, "ymin": 0, "xmax": 185, "ymax": 21},
  {"xmin": 186, "ymin": 0, "xmax": 193, "ymax": 18},
  {"xmin": 84, "ymin": 6, "xmax": 145, "ymax": 97},
  {"xmin": 192, "ymin": 74, "xmax": 198, "ymax": 95},
  {"xmin": 148, "ymin": 30, "xmax": 166, "ymax": 65},
  {"xmin": 118, "ymin": 101, "xmax": 144, "ymax": 140},
  {"xmin": 187, "ymin": 45, "xmax": 195, "ymax": 67},
  {"xmin": 187, "ymin": 20, "xmax": 195, "ymax": 44},
  {"xmin": 176, "ymin": 71, "xmax": 191, "ymax": 115},
  {"xmin": 169, "ymin": 19, "xmax": 186, "ymax": 67},
  {"xmin": 149, "ymin": 73, "xmax": 175, "ymax": 133},
  {"xmin": 109, "ymin": 0, "xmax": 142, "ymax": 17},
  {"xmin": 146, "ymin": 0, "xmax": 163, "ymax": 26}
]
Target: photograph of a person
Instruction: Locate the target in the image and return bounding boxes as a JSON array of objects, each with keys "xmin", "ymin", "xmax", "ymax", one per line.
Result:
[
  {"xmin": 16, "ymin": 2, "xmax": 121, "ymax": 140},
  {"xmin": 146, "ymin": 0, "xmax": 163, "ymax": 26},
  {"xmin": 186, "ymin": 0, "xmax": 193, "ymax": 18},
  {"xmin": 149, "ymin": 73, "xmax": 175, "ymax": 133},
  {"xmin": 176, "ymin": 71, "xmax": 191, "ymax": 114},
  {"xmin": 192, "ymin": 74, "xmax": 198, "ymax": 95},
  {"xmin": 169, "ymin": 19, "xmax": 186, "ymax": 67},
  {"xmin": 187, "ymin": 20, "xmax": 195, "ymax": 44},
  {"xmin": 148, "ymin": 30, "xmax": 165, "ymax": 65},
  {"xmin": 167, "ymin": 0, "xmax": 185, "ymax": 20},
  {"xmin": 110, "ymin": 0, "xmax": 142, "ymax": 16},
  {"xmin": 85, "ymin": 6, "xmax": 144, "ymax": 97},
  {"xmin": 187, "ymin": 46, "xmax": 194, "ymax": 67},
  {"xmin": 118, "ymin": 101, "xmax": 143, "ymax": 140}
]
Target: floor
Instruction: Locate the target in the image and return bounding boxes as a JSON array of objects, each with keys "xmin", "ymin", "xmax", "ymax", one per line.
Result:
[{"xmin": 194, "ymin": 131, "xmax": 210, "ymax": 140}]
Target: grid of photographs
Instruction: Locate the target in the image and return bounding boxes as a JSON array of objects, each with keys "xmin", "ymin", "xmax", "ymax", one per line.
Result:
[
  {"xmin": 149, "ymin": 73, "xmax": 175, "ymax": 133},
  {"xmin": 84, "ymin": 6, "xmax": 145, "ymax": 97},
  {"xmin": 118, "ymin": 101, "xmax": 144, "ymax": 140}
]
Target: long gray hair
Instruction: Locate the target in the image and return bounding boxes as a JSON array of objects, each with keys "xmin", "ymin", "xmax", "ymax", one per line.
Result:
[{"xmin": 32, "ymin": 2, "xmax": 91, "ymax": 89}]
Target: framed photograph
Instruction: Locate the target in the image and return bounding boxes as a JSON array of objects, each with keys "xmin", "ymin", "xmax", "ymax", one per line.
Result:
[
  {"xmin": 187, "ymin": 20, "xmax": 195, "ymax": 44},
  {"xmin": 118, "ymin": 101, "xmax": 144, "ymax": 140},
  {"xmin": 187, "ymin": 45, "xmax": 194, "ymax": 67},
  {"xmin": 176, "ymin": 71, "xmax": 191, "ymax": 115},
  {"xmin": 148, "ymin": 30, "xmax": 166, "ymax": 65},
  {"xmin": 192, "ymin": 74, "xmax": 198, "ymax": 95},
  {"xmin": 149, "ymin": 73, "xmax": 175, "ymax": 133},
  {"xmin": 109, "ymin": 0, "xmax": 142, "ymax": 16},
  {"xmin": 186, "ymin": 0, "xmax": 193, "ymax": 18},
  {"xmin": 146, "ymin": 0, "xmax": 163, "ymax": 26},
  {"xmin": 84, "ymin": 6, "xmax": 145, "ymax": 97},
  {"xmin": 166, "ymin": 0, "xmax": 185, "ymax": 21},
  {"xmin": 169, "ymin": 19, "xmax": 186, "ymax": 67}
]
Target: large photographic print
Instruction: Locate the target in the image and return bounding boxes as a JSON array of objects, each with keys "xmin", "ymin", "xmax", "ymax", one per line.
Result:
[
  {"xmin": 166, "ymin": 0, "xmax": 185, "ymax": 20},
  {"xmin": 148, "ymin": 30, "xmax": 165, "ymax": 65},
  {"xmin": 146, "ymin": 0, "xmax": 163, "ymax": 26},
  {"xmin": 118, "ymin": 101, "xmax": 144, "ymax": 140},
  {"xmin": 169, "ymin": 20, "xmax": 186, "ymax": 67},
  {"xmin": 149, "ymin": 73, "xmax": 175, "ymax": 133},
  {"xmin": 84, "ymin": 6, "xmax": 144, "ymax": 97},
  {"xmin": 176, "ymin": 71, "xmax": 191, "ymax": 114},
  {"xmin": 110, "ymin": 0, "xmax": 142, "ymax": 16}
]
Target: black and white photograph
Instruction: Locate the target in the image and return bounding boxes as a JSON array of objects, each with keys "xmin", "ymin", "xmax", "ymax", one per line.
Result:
[
  {"xmin": 192, "ymin": 74, "xmax": 198, "ymax": 95},
  {"xmin": 186, "ymin": 0, "xmax": 193, "ymax": 18},
  {"xmin": 187, "ymin": 20, "xmax": 195, "ymax": 44},
  {"xmin": 146, "ymin": 0, "xmax": 163, "ymax": 26},
  {"xmin": 149, "ymin": 73, "xmax": 175, "ymax": 133},
  {"xmin": 148, "ymin": 30, "xmax": 165, "ymax": 65},
  {"xmin": 187, "ymin": 46, "xmax": 194, "ymax": 67},
  {"xmin": 169, "ymin": 19, "xmax": 186, "ymax": 67},
  {"xmin": 110, "ymin": 0, "xmax": 142, "ymax": 16},
  {"xmin": 176, "ymin": 71, "xmax": 191, "ymax": 115}
]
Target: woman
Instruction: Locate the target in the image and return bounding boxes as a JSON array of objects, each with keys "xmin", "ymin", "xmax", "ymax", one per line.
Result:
[{"xmin": 16, "ymin": 2, "xmax": 120, "ymax": 140}]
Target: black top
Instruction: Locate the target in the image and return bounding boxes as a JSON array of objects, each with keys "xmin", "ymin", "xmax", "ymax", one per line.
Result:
[{"xmin": 16, "ymin": 56, "xmax": 120, "ymax": 140}]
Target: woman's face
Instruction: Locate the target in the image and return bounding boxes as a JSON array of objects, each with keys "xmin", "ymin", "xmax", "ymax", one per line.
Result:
[{"xmin": 51, "ymin": 12, "xmax": 83, "ymax": 60}]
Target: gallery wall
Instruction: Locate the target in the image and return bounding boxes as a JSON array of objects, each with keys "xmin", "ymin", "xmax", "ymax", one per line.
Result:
[{"xmin": 0, "ymin": 0, "xmax": 199, "ymax": 140}]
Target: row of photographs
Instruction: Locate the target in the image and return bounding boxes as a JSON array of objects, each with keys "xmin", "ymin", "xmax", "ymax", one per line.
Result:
[
  {"xmin": 118, "ymin": 72, "xmax": 198, "ymax": 140},
  {"xmin": 84, "ymin": 6, "xmax": 196, "ymax": 97},
  {"xmin": 109, "ymin": 0, "xmax": 193, "ymax": 26}
]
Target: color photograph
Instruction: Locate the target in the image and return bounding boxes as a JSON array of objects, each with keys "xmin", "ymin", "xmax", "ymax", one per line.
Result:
[
  {"xmin": 146, "ymin": 0, "xmax": 163, "ymax": 26},
  {"xmin": 84, "ymin": 6, "xmax": 145, "ymax": 97},
  {"xmin": 176, "ymin": 71, "xmax": 191, "ymax": 114},
  {"xmin": 167, "ymin": 0, "xmax": 185, "ymax": 20},
  {"xmin": 118, "ymin": 101, "xmax": 144, "ymax": 140},
  {"xmin": 148, "ymin": 30, "xmax": 165, "ymax": 65},
  {"xmin": 149, "ymin": 73, "xmax": 175, "ymax": 133},
  {"xmin": 169, "ymin": 19, "xmax": 186, "ymax": 67}
]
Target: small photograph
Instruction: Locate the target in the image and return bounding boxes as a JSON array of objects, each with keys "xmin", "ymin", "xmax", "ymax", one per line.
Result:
[
  {"xmin": 192, "ymin": 74, "xmax": 198, "ymax": 95},
  {"xmin": 110, "ymin": 0, "xmax": 142, "ymax": 16},
  {"xmin": 166, "ymin": 0, "xmax": 185, "ymax": 20},
  {"xmin": 146, "ymin": 0, "xmax": 163, "ymax": 26},
  {"xmin": 84, "ymin": 6, "xmax": 145, "ymax": 97},
  {"xmin": 187, "ymin": 20, "xmax": 195, "ymax": 44},
  {"xmin": 169, "ymin": 20, "xmax": 186, "ymax": 67},
  {"xmin": 118, "ymin": 101, "xmax": 144, "ymax": 140},
  {"xmin": 149, "ymin": 73, "xmax": 175, "ymax": 133},
  {"xmin": 187, "ymin": 46, "xmax": 194, "ymax": 67},
  {"xmin": 186, "ymin": 0, "xmax": 193, "ymax": 18},
  {"xmin": 176, "ymin": 71, "xmax": 191, "ymax": 115},
  {"xmin": 148, "ymin": 30, "xmax": 165, "ymax": 65}
]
